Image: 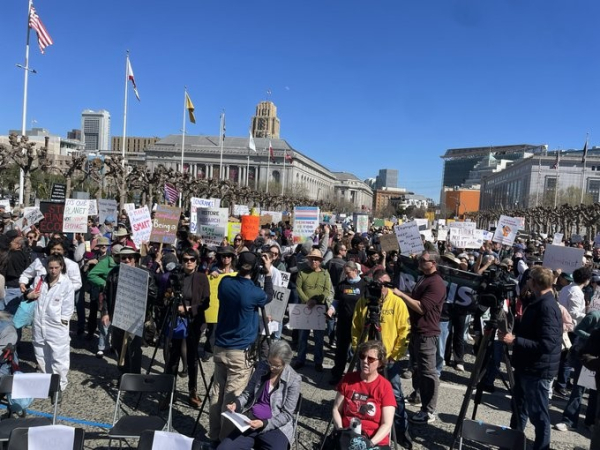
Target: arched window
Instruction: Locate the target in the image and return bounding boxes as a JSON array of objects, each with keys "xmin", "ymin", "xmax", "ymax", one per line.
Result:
[{"xmin": 272, "ymin": 170, "xmax": 280, "ymax": 183}]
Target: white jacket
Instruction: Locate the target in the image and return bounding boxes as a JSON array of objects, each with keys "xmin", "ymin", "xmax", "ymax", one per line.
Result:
[
  {"xmin": 32, "ymin": 273, "xmax": 74, "ymax": 341},
  {"xmin": 19, "ymin": 257, "xmax": 82, "ymax": 292}
]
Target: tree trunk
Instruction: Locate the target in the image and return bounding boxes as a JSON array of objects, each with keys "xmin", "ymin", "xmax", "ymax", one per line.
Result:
[{"xmin": 23, "ymin": 170, "xmax": 32, "ymax": 207}]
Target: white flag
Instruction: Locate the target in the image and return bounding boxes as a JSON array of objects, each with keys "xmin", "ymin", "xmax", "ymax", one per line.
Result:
[{"xmin": 248, "ymin": 131, "xmax": 256, "ymax": 152}]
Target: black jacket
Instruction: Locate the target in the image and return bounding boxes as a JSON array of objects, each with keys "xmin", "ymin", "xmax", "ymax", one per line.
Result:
[
  {"xmin": 511, "ymin": 290, "xmax": 562, "ymax": 379},
  {"xmin": 102, "ymin": 264, "xmax": 158, "ymax": 318}
]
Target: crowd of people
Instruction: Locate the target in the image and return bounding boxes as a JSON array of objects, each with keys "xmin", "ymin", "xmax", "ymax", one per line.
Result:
[{"xmin": 0, "ymin": 202, "xmax": 599, "ymax": 450}]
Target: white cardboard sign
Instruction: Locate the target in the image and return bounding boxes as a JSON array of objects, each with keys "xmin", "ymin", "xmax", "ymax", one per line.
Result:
[
  {"xmin": 128, "ymin": 206, "xmax": 152, "ymax": 248},
  {"xmin": 492, "ymin": 215, "xmax": 521, "ymax": 246},
  {"xmin": 62, "ymin": 199, "xmax": 90, "ymax": 233},
  {"xmin": 98, "ymin": 199, "xmax": 118, "ymax": 225},
  {"xmin": 394, "ymin": 222, "xmax": 425, "ymax": 256},
  {"xmin": 553, "ymin": 233, "xmax": 564, "ymax": 246},
  {"xmin": 577, "ymin": 366, "xmax": 597, "ymax": 390},
  {"xmin": 265, "ymin": 286, "xmax": 291, "ymax": 322},
  {"xmin": 287, "ymin": 303, "xmax": 327, "ymax": 330},
  {"xmin": 542, "ymin": 244, "xmax": 584, "ymax": 274},
  {"xmin": 190, "ymin": 197, "xmax": 221, "ymax": 233},
  {"xmin": 112, "ymin": 264, "xmax": 149, "ymax": 337}
]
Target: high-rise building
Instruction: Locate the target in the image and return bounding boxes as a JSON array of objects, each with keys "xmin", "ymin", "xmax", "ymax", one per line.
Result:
[
  {"xmin": 81, "ymin": 109, "xmax": 111, "ymax": 151},
  {"xmin": 250, "ymin": 101, "xmax": 280, "ymax": 139},
  {"xmin": 67, "ymin": 129, "xmax": 81, "ymax": 140},
  {"xmin": 375, "ymin": 169, "xmax": 398, "ymax": 189},
  {"xmin": 111, "ymin": 136, "xmax": 159, "ymax": 154}
]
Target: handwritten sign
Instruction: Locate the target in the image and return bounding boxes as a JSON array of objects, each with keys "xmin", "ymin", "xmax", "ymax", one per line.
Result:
[
  {"xmin": 553, "ymin": 233, "xmax": 564, "ymax": 246},
  {"xmin": 111, "ymin": 264, "xmax": 149, "ymax": 337},
  {"xmin": 542, "ymin": 244, "xmax": 584, "ymax": 273},
  {"xmin": 262, "ymin": 211, "xmax": 283, "ymax": 224},
  {"xmin": 379, "ymin": 233, "xmax": 400, "ymax": 253},
  {"xmin": 63, "ymin": 199, "xmax": 90, "ymax": 233},
  {"xmin": 150, "ymin": 205, "xmax": 180, "ymax": 244},
  {"xmin": 492, "ymin": 215, "xmax": 521, "ymax": 246},
  {"xmin": 199, "ymin": 225, "xmax": 226, "ymax": 247},
  {"xmin": 124, "ymin": 203, "xmax": 135, "ymax": 214},
  {"xmin": 233, "ymin": 204, "xmax": 250, "ymax": 216},
  {"xmin": 577, "ymin": 366, "xmax": 597, "ymax": 390},
  {"xmin": 280, "ymin": 271, "xmax": 291, "ymax": 288},
  {"xmin": 288, "ymin": 303, "xmax": 327, "ymax": 330},
  {"xmin": 190, "ymin": 197, "xmax": 221, "ymax": 233},
  {"xmin": 98, "ymin": 199, "xmax": 118, "ymax": 225},
  {"xmin": 241, "ymin": 215, "xmax": 260, "ymax": 241},
  {"xmin": 128, "ymin": 206, "xmax": 152, "ymax": 248},
  {"xmin": 228, "ymin": 222, "xmax": 242, "ymax": 242},
  {"xmin": 197, "ymin": 207, "xmax": 228, "ymax": 246},
  {"xmin": 450, "ymin": 227, "xmax": 484, "ymax": 249},
  {"xmin": 293, "ymin": 207, "xmax": 320, "ymax": 244},
  {"xmin": 265, "ymin": 287, "xmax": 291, "ymax": 322},
  {"xmin": 394, "ymin": 222, "xmax": 425, "ymax": 256},
  {"xmin": 87, "ymin": 199, "xmax": 98, "ymax": 216},
  {"xmin": 15, "ymin": 208, "xmax": 44, "ymax": 231},
  {"xmin": 39, "ymin": 202, "xmax": 65, "ymax": 233}
]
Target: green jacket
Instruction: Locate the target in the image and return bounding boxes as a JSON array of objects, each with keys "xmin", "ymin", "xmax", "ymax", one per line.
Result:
[
  {"xmin": 87, "ymin": 256, "xmax": 117, "ymax": 289},
  {"xmin": 296, "ymin": 268, "xmax": 333, "ymax": 307}
]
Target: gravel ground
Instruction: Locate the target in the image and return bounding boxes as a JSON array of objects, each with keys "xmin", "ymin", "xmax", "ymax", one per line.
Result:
[{"xmin": 10, "ymin": 323, "xmax": 593, "ymax": 450}]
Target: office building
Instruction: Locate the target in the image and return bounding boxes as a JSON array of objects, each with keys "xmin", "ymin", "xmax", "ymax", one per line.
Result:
[
  {"xmin": 111, "ymin": 136, "xmax": 159, "ymax": 155},
  {"xmin": 81, "ymin": 109, "xmax": 111, "ymax": 151},
  {"xmin": 375, "ymin": 169, "xmax": 398, "ymax": 189}
]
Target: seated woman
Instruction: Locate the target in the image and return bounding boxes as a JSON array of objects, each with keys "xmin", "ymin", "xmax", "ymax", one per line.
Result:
[
  {"xmin": 218, "ymin": 340, "xmax": 301, "ymax": 450},
  {"xmin": 332, "ymin": 340, "xmax": 396, "ymax": 449}
]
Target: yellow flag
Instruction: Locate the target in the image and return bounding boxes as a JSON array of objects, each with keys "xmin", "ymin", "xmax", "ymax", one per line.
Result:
[{"xmin": 185, "ymin": 92, "xmax": 196, "ymax": 124}]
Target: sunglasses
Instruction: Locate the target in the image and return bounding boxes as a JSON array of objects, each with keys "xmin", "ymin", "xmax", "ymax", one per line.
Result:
[
  {"xmin": 121, "ymin": 255, "xmax": 135, "ymax": 261},
  {"xmin": 234, "ymin": 238, "xmax": 242, "ymax": 242},
  {"xmin": 359, "ymin": 354, "xmax": 379, "ymax": 364},
  {"xmin": 183, "ymin": 257, "xmax": 197, "ymax": 262},
  {"xmin": 271, "ymin": 252, "xmax": 280, "ymax": 257}
]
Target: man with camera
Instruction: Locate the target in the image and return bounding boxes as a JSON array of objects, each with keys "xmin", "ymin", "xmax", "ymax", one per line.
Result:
[
  {"xmin": 352, "ymin": 269, "xmax": 413, "ymax": 448},
  {"xmin": 209, "ymin": 251, "xmax": 273, "ymax": 444}
]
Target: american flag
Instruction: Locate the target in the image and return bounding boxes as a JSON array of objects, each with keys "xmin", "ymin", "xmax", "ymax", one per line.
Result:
[
  {"xmin": 164, "ymin": 183, "xmax": 179, "ymax": 205},
  {"xmin": 285, "ymin": 149, "xmax": 293, "ymax": 162},
  {"xmin": 29, "ymin": 5, "xmax": 53, "ymax": 54},
  {"xmin": 269, "ymin": 140, "xmax": 275, "ymax": 162}
]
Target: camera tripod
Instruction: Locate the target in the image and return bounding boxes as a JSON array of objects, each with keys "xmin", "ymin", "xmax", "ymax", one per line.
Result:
[
  {"xmin": 319, "ymin": 300, "xmax": 400, "ymax": 449},
  {"xmin": 449, "ymin": 308, "xmax": 516, "ymax": 449}
]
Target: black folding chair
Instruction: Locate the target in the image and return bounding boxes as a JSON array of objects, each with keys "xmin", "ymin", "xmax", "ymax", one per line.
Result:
[
  {"xmin": 458, "ymin": 419, "xmax": 526, "ymax": 450},
  {"xmin": 108, "ymin": 374, "xmax": 175, "ymax": 449},
  {"xmin": 137, "ymin": 430, "xmax": 204, "ymax": 450},
  {"xmin": 292, "ymin": 393, "xmax": 303, "ymax": 450},
  {"xmin": 8, "ymin": 426, "xmax": 85, "ymax": 450},
  {"xmin": 0, "ymin": 374, "xmax": 61, "ymax": 443}
]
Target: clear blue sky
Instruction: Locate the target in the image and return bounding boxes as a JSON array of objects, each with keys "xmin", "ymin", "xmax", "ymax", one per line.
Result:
[{"xmin": 1, "ymin": 1, "xmax": 599, "ymax": 202}]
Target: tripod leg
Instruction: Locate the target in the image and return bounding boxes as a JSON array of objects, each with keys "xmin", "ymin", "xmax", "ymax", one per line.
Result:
[{"xmin": 192, "ymin": 375, "xmax": 214, "ymax": 436}]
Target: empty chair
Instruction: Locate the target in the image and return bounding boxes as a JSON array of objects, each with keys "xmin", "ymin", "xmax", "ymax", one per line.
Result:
[
  {"xmin": 458, "ymin": 419, "xmax": 526, "ymax": 450},
  {"xmin": 137, "ymin": 430, "xmax": 204, "ymax": 450},
  {"xmin": 108, "ymin": 373, "xmax": 176, "ymax": 449},
  {"xmin": 8, "ymin": 426, "xmax": 85, "ymax": 450}
]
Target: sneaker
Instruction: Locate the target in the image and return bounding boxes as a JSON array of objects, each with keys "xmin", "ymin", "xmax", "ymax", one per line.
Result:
[
  {"xmin": 455, "ymin": 363, "xmax": 465, "ymax": 372},
  {"xmin": 554, "ymin": 387, "xmax": 569, "ymax": 397},
  {"xmin": 397, "ymin": 430, "xmax": 413, "ymax": 449},
  {"xmin": 554, "ymin": 422, "xmax": 569, "ymax": 432},
  {"xmin": 409, "ymin": 411, "xmax": 435, "ymax": 425},
  {"xmin": 407, "ymin": 392, "xmax": 422, "ymax": 407},
  {"xmin": 96, "ymin": 351, "xmax": 104, "ymax": 359},
  {"xmin": 315, "ymin": 363, "xmax": 324, "ymax": 373}
]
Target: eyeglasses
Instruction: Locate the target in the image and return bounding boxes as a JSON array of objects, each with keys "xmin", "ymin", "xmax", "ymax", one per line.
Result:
[
  {"xmin": 359, "ymin": 354, "xmax": 379, "ymax": 364},
  {"xmin": 183, "ymin": 257, "xmax": 197, "ymax": 262},
  {"xmin": 268, "ymin": 362, "xmax": 284, "ymax": 370},
  {"xmin": 270, "ymin": 252, "xmax": 279, "ymax": 257}
]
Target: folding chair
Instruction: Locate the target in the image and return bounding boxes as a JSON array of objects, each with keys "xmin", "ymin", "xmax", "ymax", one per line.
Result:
[
  {"xmin": 458, "ymin": 419, "xmax": 526, "ymax": 450},
  {"xmin": 0, "ymin": 374, "xmax": 61, "ymax": 443},
  {"xmin": 292, "ymin": 393, "xmax": 303, "ymax": 450},
  {"xmin": 108, "ymin": 374, "xmax": 176, "ymax": 449},
  {"xmin": 8, "ymin": 426, "xmax": 85, "ymax": 450},
  {"xmin": 137, "ymin": 430, "xmax": 204, "ymax": 450}
]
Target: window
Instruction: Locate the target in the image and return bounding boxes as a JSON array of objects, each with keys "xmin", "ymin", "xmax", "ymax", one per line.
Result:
[{"xmin": 588, "ymin": 179, "xmax": 600, "ymax": 202}]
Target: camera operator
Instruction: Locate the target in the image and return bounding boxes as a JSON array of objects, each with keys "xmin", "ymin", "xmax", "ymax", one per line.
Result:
[
  {"xmin": 352, "ymin": 270, "xmax": 413, "ymax": 448},
  {"xmin": 164, "ymin": 248, "xmax": 210, "ymax": 408},
  {"xmin": 209, "ymin": 251, "xmax": 274, "ymax": 445},
  {"xmin": 499, "ymin": 265, "xmax": 562, "ymax": 450}
]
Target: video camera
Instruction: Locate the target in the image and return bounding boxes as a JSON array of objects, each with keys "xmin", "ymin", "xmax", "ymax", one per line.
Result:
[
  {"xmin": 474, "ymin": 266, "xmax": 517, "ymax": 310},
  {"xmin": 365, "ymin": 280, "xmax": 395, "ymax": 305}
]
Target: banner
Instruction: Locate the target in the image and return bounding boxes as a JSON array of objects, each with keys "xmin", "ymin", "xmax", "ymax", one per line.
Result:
[
  {"xmin": 542, "ymin": 244, "xmax": 584, "ymax": 274},
  {"xmin": 39, "ymin": 202, "xmax": 65, "ymax": 233},
  {"xmin": 394, "ymin": 222, "xmax": 424, "ymax": 256},
  {"xmin": 111, "ymin": 264, "xmax": 149, "ymax": 337},
  {"xmin": 63, "ymin": 199, "xmax": 90, "ymax": 233},
  {"xmin": 293, "ymin": 207, "xmax": 320, "ymax": 244},
  {"xmin": 98, "ymin": 199, "xmax": 118, "ymax": 225},
  {"xmin": 190, "ymin": 197, "xmax": 221, "ymax": 234},
  {"xmin": 150, "ymin": 205, "xmax": 180, "ymax": 244},
  {"xmin": 492, "ymin": 215, "xmax": 521, "ymax": 246},
  {"xmin": 128, "ymin": 206, "xmax": 152, "ymax": 248}
]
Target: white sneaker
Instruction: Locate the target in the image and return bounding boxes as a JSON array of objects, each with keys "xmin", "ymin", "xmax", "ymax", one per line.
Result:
[
  {"xmin": 409, "ymin": 411, "xmax": 435, "ymax": 424},
  {"xmin": 554, "ymin": 422, "xmax": 569, "ymax": 432},
  {"xmin": 455, "ymin": 363, "xmax": 465, "ymax": 372}
]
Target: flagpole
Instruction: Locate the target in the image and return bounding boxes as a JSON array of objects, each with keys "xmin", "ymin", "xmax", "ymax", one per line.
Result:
[
  {"xmin": 554, "ymin": 151, "xmax": 560, "ymax": 208},
  {"xmin": 18, "ymin": 0, "xmax": 34, "ymax": 206},
  {"xmin": 180, "ymin": 87, "xmax": 187, "ymax": 207},
  {"xmin": 266, "ymin": 142, "xmax": 270, "ymax": 194},
  {"xmin": 247, "ymin": 150, "xmax": 250, "ymax": 187},
  {"xmin": 219, "ymin": 111, "xmax": 224, "ymax": 180},
  {"xmin": 535, "ymin": 152, "xmax": 541, "ymax": 206},
  {"xmin": 282, "ymin": 148, "xmax": 286, "ymax": 196},
  {"xmin": 580, "ymin": 133, "xmax": 589, "ymax": 204},
  {"xmin": 122, "ymin": 51, "xmax": 130, "ymax": 161}
]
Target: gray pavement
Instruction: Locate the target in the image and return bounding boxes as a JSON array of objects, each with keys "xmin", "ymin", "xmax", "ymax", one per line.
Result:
[{"xmin": 12, "ymin": 325, "xmax": 593, "ymax": 449}]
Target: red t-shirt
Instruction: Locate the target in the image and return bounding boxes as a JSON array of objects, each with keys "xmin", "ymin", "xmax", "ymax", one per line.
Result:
[{"xmin": 338, "ymin": 372, "xmax": 396, "ymax": 446}]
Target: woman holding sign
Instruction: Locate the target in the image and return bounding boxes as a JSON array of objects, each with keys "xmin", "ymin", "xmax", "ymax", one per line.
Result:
[{"xmin": 25, "ymin": 255, "xmax": 74, "ymax": 396}]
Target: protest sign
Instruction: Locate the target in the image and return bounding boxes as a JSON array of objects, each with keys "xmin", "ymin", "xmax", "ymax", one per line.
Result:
[
  {"xmin": 197, "ymin": 207, "xmax": 228, "ymax": 246},
  {"xmin": 124, "ymin": 203, "xmax": 135, "ymax": 214},
  {"xmin": 482, "ymin": 230, "xmax": 494, "ymax": 241},
  {"xmin": 571, "ymin": 234, "xmax": 583, "ymax": 243},
  {"xmin": 353, "ymin": 213, "xmax": 369, "ymax": 234},
  {"xmin": 437, "ymin": 229, "xmax": 448, "ymax": 241},
  {"xmin": 288, "ymin": 304, "xmax": 327, "ymax": 330},
  {"xmin": 15, "ymin": 208, "xmax": 45, "ymax": 233},
  {"xmin": 379, "ymin": 233, "xmax": 400, "ymax": 253},
  {"xmin": 542, "ymin": 244, "xmax": 584, "ymax": 274},
  {"xmin": 265, "ymin": 287, "xmax": 291, "ymax": 322},
  {"xmin": 280, "ymin": 271, "xmax": 291, "ymax": 288},
  {"xmin": 448, "ymin": 221, "xmax": 476, "ymax": 231},
  {"xmin": 373, "ymin": 219, "xmax": 385, "ymax": 228},
  {"xmin": 293, "ymin": 207, "xmax": 320, "ymax": 244},
  {"xmin": 233, "ymin": 204, "xmax": 250, "ymax": 216},
  {"xmin": 128, "ymin": 206, "xmax": 152, "ymax": 248},
  {"xmin": 516, "ymin": 217, "xmax": 525, "ymax": 230},
  {"xmin": 98, "ymin": 199, "xmax": 118, "ymax": 225},
  {"xmin": 190, "ymin": 197, "xmax": 221, "ymax": 233},
  {"xmin": 87, "ymin": 199, "xmax": 98, "ymax": 216},
  {"xmin": 553, "ymin": 233, "xmax": 565, "ymax": 246},
  {"xmin": 420, "ymin": 229, "xmax": 434, "ymax": 242},
  {"xmin": 50, "ymin": 183, "xmax": 66, "ymax": 202},
  {"xmin": 260, "ymin": 215, "xmax": 273, "ymax": 226},
  {"xmin": 321, "ymin": 212, "xmax": 334, "ymax": 224},
  {"xmin": 63, "ymin": 199, "xmax": 90, "ymax": 233},
  {"xmin": 492, "ymin": 215, "xmax": 521, "ymax": 246},
  {"xmin": 449, "ymin": 227, "xmax": 484, "ymax": 249},
  {"xmin": 394, "ymin": 222, "xmax": 425, "ymax": 255},
  {"xmin": 205, "ymin": 273, "xmax": 236, "ymax": 323},
  {"xmin": 199, "ymin": 225, "xmax": 226, "ymax": 247},
  {"xmin": 577, "ymin": 366, "xmax": 597, "ymax": 390},
  {"xmin": 111, "ymin": 264, "xmax": 149, "ymax": 337},
  {"xmin": 228, "ymin": 222, "xmax": 242, "ymax": 242},
  {"xmin": 262, "ymin": 211, "xmax": 283, "ymax": 224},
  {"xmin": 39, "ymin": 202, "xmax": 65, "ymax": 233},
  {"xmin": 150, "ymin": 205, "xmax": 180, "ymax": 244},
  {"xmin": 414, "ymin": 218, "xmax": 429, "ymax": 231},
  {"xmin": 0, "ymin": 199, "xmax": 11, "ymax": 212},
  {"xmin": 241, "ymin": 215, "xmax": 260, "ymax": 241}
]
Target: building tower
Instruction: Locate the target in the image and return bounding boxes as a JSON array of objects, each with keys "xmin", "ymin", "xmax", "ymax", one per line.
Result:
[
  {"xmin": 81, "ymin": 109, "xmax": 111, "ymax": 151},
  {"xmin": 375, "ymin": 169, "xmax": 398, "ymax": 189},
  {"xmin": 250, "ymin": 101, "xmax": 280, "ymax": 139}
]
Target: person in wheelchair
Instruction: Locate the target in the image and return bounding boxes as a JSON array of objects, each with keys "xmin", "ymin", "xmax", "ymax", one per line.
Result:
[
  {"xmin": 218, "ymin": 340, "xmax": 301, "ymax": 450},
  {"xmin": 331, "ymin": 340, "xmax": 396, "ymax": 450}
]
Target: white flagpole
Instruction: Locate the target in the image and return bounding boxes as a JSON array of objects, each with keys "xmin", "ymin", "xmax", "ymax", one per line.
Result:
[
  {"xmin": 247, "ymin": 150, "xmax": 250, "ymax": 187},
  {"xmin": 580, "ymin": 133, "xmax": 589, "ymax": 204},
  {"xmin": 18, "ymin": 0, "xmax": 34, "ymax": 206},
  {"xmin": 266, "ymin": 142, "xmax": 270, "ymax": 194},
  {"xmin": 121, "ymin": 51, "xmax": 130, "ymax": 162},
  {"xmin": 282, "ymin": 147, "xmax": 286, "ymax": 196},
  {"xmin": 180, "ymin": 88, "xmax": 188, "ymax": 207},
  {"xmin": 554, "ymin": 151, "xmax": 561, "ymax": 208},
  {"xmin": 219, "ymin": 111, "xmax": 225, "ymax": 180},
  {"xmin": 535, "ymin": 152, "xmax": 541, "ymax": 206}
]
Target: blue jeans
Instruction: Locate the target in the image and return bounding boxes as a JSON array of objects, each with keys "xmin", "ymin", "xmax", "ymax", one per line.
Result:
[
  {"xmin": 511, "ymin": 372, "xmax": 552, "ymax": 450},
  {"xmin": 297, "ymin": 329, "xmax": 324, "ymax": 365},
  {"xmin": 561, "ymin": 360, "xmax": 598, "ymax": 427},
  {"xmin": 98, "ymin": 322, "xmax": 110, "ymax": 351},
  {"xmin": 0, "ymin": 288, "xmax": 23, "ymax": 314},
  {"xmin": 386, "ymin": 360, "xmax": 409, "ymax": 434},
  {"xmin": 436, "ymin": 321, "xmax": 450, "ymax": 376}
]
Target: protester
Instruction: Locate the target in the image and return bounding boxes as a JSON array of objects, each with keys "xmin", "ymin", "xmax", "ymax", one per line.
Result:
[
  {"xmin": 218, "ymin": 341, "xmax": 301, "ymax": 450},
  {"xmin": 2, "ymin": 230, "xmax": 30, "ymax": 314}
]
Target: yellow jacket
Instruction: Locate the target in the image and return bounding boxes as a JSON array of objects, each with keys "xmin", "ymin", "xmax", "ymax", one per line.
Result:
[{"xmin": 351, "ymin": 289, "xmax": 411, "ymax": 361}]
